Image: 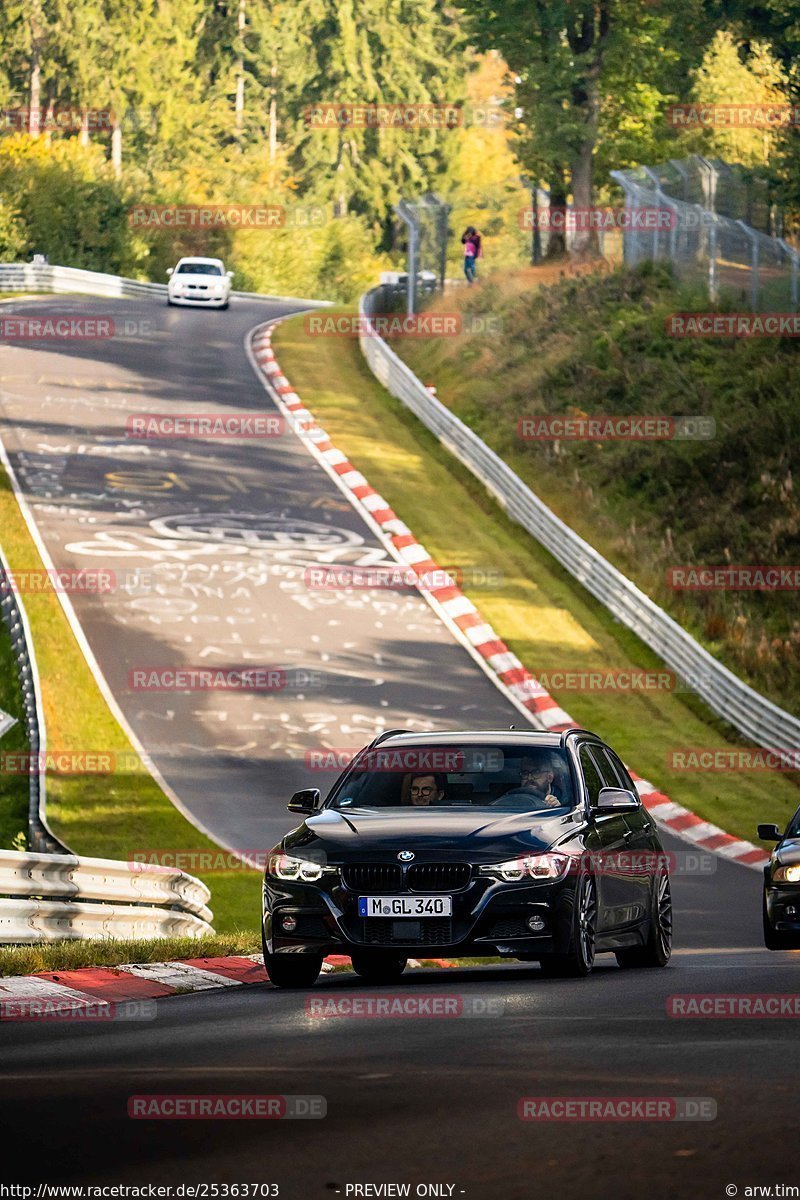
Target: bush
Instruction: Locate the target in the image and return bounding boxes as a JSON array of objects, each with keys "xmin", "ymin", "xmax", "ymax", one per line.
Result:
[{"xmin": 0, "ymin": 135, "xmax": 145, "ymax": 274}]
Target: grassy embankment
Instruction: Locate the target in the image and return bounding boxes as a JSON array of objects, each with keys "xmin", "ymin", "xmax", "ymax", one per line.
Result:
[
  {"xmin": 272, "ymin": 280, "xmax": 800, "ymax": 843},
  {"xmin": 401, "ymin": 263, "xmax": 800, "ymax": 716}
]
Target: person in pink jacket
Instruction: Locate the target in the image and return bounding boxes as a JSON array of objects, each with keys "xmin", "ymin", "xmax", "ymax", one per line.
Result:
[{"xmin": 461, "ymin": 225, "xmax": 483, "ymax": 283}]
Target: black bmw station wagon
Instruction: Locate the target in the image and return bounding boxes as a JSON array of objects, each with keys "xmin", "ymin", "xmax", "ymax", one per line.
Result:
[{"xmin": 261, "ymin": 728, "xmax": 672, "ymax": 988}]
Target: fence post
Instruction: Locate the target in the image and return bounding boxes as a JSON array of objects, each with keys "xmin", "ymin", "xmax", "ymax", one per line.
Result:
[
  {"xmin": 708, "ymin": 215, "xmax": 718, "ymax": 303},
  {"xmin": 736, "ymin": 220, "xmax": 760, "ymax": 311},
  {"xmin": 668, "ymin": 158, "xmax": 690, "ymax": 202},
  {"xmin": 698, "ymin": 157, "xmax": 717, "ymax": 214},
  {"xmin": 610, "ymin": 170, "xmax": 638, "ymax": 266},
  {"xmin": 642, "ymin": 167, "xmax": 664, "ymax": 261},
  {"xmin": 394, "ymin": 200, "xmax": 419, "ymax": 317},
  {"xmin": 435, "ymin": 200, "xmax": 450, "ymax": 291},
  {"xmin": 778, "ymin": 238, "xmax": 799, "ymax": 310}
]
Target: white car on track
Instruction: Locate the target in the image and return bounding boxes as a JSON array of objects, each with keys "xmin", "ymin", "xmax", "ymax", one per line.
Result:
[{"xmin": 166, "ymin": 256, "xmax": 233, "ymax": 309}]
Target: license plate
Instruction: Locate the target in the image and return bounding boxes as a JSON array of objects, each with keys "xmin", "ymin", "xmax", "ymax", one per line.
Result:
[{"xmin": 358, "ymin": 895, "xmax": 452, "ymax": 918}]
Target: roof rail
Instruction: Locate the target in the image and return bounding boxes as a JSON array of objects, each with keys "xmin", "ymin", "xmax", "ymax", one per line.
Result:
[
  {"xmin": 368, "ymin": 728, "xmax": 413, "ymax": 748},
  {"xmin": 559, "ymin": 727, "xmax": 599, "ymax": 744}
]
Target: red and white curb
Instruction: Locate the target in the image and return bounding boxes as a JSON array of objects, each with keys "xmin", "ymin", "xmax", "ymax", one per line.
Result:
[
  {"xmin": 0, "ymin": 955, "xmax": 267, "ymax": 1017},
  {"xmin": 246, "ymin": 321, "xmax": 768, "ymax": 873},
  {"xmin": 0, "ymin": 955, "xmax": 457, "ymax": 1016}
]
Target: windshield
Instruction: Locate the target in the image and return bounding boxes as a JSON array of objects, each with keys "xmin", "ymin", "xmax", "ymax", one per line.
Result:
[
  {"xmin": 786, "ymin": 806, "xmax": 800, "ymax": 838},
  {"xmin": 328, "ymin": 744, "xmax": 575, "ymax": 814},
  {"xmin": 176, "ymin": 262, "xmax": 222, "ymax": 275}
]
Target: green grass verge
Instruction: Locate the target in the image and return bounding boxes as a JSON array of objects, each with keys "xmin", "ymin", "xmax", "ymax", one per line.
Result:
[
  {"xmin": 0, "ymin": 601, "xmax": 29, "ymax": 849},
  {"xmin": 0, "ymin": 933, "xmax": 261, "ymax": 977},
  {"xmin": 0, "ymin": 938, "xmax": 496, "ymax": 977},
  {"xmin": 0, "ymin": 468, "xmax": 261, "ymax": 934},
  {"xmin": 272, "ymin": 313, "xmax": 800, "ymax": 843}
]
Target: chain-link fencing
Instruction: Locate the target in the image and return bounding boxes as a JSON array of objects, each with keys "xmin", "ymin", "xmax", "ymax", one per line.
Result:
[{"xmin": 611, "ymin": 156, "xmax": 798, "ymax": 311}]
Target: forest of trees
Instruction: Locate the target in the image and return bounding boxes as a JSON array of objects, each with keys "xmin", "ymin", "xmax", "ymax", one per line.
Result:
[{"xmin": 0, "ymin": 0, "xmax": 799, "ymax": 298}]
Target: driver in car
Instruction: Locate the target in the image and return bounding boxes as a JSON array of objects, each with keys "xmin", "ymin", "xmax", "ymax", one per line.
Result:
[
  {"xmin": 496, "ymin": 755, "xmax": 563, "ymax": 809},
  {"xmin": 406, "ymin": 772, "xmax": 447, "ymax": 806}
]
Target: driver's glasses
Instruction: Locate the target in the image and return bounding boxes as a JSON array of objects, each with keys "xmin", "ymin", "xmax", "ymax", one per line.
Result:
[{"xmin": 410, "ymin": 786, "xmax": 436, "ymax": 798}]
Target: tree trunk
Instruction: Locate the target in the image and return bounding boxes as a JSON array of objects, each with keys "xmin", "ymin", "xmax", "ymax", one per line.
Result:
[
  {"xmin": 29, "ymin": 42, "xmax": 41, "ymax": 136},
  {"xmin": 545, "ymin": 166, "xmax": 568, "ymax": 258},
  {"xmin": 565, "ymin": 8, "xmax": 606, "ymax": 257},
  {"xmin": 268, "ymin": 97, "xmax": 277, "ymax": 160},
  {"xmin": 569, "ymin": 136, "xmax": 595, "ymax": 256},
  {"xmin": 333, "ymin": 133, "xmax": 348, "ymax": 217},
  {"xmin": 235, "ymin": 0, "xmax": 246, "ymax": 138},
  {"xmin": 42, "ymin": 98, "xmax": 54, "ymax": 146},
  {"xmin": 111, "ymin": 120, "xmax": 122, "ymax": 177},
  {"xmin": 79, "ymin": 110, "xmax": 90, "ymax": 147},
  {"xmin": 268, "ymin": 58, "xmax": 277, "ymax": 161},
  {"xmin": 569, "ymin": 58, "xmax": 601, "ymax": 257}
]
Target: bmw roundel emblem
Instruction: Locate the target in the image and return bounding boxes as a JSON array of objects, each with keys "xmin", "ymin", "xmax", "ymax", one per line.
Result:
[{"xmin": 397, "ymin": 850, "xmax": 415, "ymax": 862}]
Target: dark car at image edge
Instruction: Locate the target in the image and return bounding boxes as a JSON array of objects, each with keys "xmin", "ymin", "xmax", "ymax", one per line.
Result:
[
  {"xmin": 758, "ymin": 807, "xmax": 800, "ymax": 950},
  {"xmin": 261, "ymin": 728, "xmax": 673, "ymax": 988}
]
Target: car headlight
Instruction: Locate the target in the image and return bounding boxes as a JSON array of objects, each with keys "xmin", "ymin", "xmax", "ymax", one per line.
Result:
[
  {"xmin": 268, "ymin": 853, "xmax": 324, "ymax": 882},
  {"xmin": 212, "ymin": 284, "xmax": 223, "ymax": 295},
  {"xmin": 773, "ymin": 864, "xmax": 800, "ymax": 884},
  {"xmin": 479, "ymin": 853, "xmax": 572, "ymax": 882}
]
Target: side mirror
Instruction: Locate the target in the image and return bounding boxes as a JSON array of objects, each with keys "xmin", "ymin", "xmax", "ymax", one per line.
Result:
[
  {"xmin": 757, "ymin": 823, "xmax": 782, "ymax": 842},
  {"xmin": 226, "ymin": 270, "xmax": 233, "ymax": 278},
  {"xmin": 594, "ymin": 786, "xmax": 640, "ymax": 812},
  {"xmin": 288, "ymin": 788, "xmax": 321, "ymax": 815},
  {"xmin": 166, "ymin": 267, "xmax": 173, "ymax": 276}
]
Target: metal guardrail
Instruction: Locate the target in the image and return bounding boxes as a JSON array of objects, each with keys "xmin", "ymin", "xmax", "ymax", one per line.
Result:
[
  {"xmin": 0, "ymin": 261, "xmax": 333, "ymax": 307},
  {"xmin": 0, "ymin": 546, "xmax": 67, "ymax": 854},
  {"xmin": 358, "ymin": 284, "xmax": 800, "ymax": 753},
  {"xmin": 0, "ymin": 848, "xmax": 213, "ymax": 942},
  {"xmin": 0, "ymin": 899, "xmax": 210, "ymax": 942},
  {"xmin": 0, "ymin": 554, "xmax": 216, "ymax": 940}
]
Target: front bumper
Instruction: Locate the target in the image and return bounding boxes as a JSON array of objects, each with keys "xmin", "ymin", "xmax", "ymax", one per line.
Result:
[
  {"xmin": 765, "ymin": 882, "xmax": 800, "ymax": 933},
  {"xmin": 168, "ymin": 292, "xmax": 228, "ymax": 307},
  {"xmin": 262, "ymin": 872, "xmax": 576, "ymax": 958}
]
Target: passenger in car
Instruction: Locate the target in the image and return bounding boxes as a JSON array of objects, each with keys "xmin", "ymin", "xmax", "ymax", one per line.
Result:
[{"xmin": 406, "ymin": 772, "xmax": 448, "ymax": 806}]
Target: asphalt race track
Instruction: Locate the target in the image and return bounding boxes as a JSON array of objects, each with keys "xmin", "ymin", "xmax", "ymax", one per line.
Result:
[
  {"xmin": 0, "ymin": 293, "xmax": 521, "ymax": 849},
  {"xmin": 0, "ymin": 295, "xmax": 798, "ymax": 1198}
]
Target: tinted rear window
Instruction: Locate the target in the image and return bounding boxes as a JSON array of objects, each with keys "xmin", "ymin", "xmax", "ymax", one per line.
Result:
[{"xmin": 177, "ymin": 263, "xmax": 222, "ymax": 275}]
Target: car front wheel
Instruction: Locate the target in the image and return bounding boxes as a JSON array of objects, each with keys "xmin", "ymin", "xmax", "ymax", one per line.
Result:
[
  {"xmin": 615, "ymin": 867, "xmax": 672, "ymax": 968},
  {"xmin": 763, "ymin": 891, "xmax": 799, "ymax": 950},
  {"xmin": 263, "ymin": 951, "xmax": 322, "ymax": 989},
  {"xmin": 540, "ymin": 872, "xmax": 597, "ymax": 978},
  {"xmin": 350, "ymin": 952, "xmax": 407, "ymax": 983}
]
